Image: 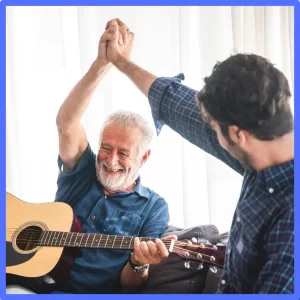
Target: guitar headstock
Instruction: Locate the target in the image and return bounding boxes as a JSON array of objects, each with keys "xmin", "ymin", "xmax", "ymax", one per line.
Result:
[{"xmin": 171, "ymin": 240, "xmax": 226, "ymax": 269}]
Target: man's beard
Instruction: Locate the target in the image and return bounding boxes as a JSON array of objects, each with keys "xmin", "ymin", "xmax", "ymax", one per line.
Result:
[
  {"xmin": 95, "ymin": 158, "xmax": 140, "ymax": 191},
  {"xmin": 227, "ymin": 144, "xmax": 253, "ymax": 170}
]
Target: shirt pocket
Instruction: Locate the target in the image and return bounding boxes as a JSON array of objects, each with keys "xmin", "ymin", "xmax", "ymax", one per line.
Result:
[{"xmin": 103, "ymin": 209, "xmax": 143, "ymax": 236}]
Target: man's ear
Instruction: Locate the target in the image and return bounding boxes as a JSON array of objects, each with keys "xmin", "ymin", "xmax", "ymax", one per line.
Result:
[
  {"xmin": 140, "ymin": 149, "xmax": 151, "ymax": 167},
  {"xmin": 228, "ymin": 125, "xmax": 250, "ymax": 147}
]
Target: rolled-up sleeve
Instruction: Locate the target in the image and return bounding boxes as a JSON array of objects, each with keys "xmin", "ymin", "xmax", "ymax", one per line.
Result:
[
  {"xmin": 148, "ymin": 74, "xmax": 244, "ymax": 175},
  {"xmin": 55, "ymin": 143, "xmax": 95, "ymax": 207}
]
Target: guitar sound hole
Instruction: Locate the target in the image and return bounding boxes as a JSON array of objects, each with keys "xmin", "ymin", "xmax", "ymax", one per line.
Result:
[{"xmin": 16, "ymin": 226, "xmax": 43, "ymax": 251}]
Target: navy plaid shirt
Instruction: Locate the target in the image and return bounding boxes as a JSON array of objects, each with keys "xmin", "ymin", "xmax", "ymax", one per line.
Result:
[{"xmin": 148, "ymin": 74, "xmax": 294, "ymax": 294}]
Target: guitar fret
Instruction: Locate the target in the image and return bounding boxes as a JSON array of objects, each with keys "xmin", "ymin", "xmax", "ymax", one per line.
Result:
[
  {"xmin": 55, "ymin": 232, "xmax": 60, "ymax": 246},
  {"xmin": 72, "ymin": 232, "xmax": 78, "ymax": 246},
  {"xmin": 53, "ymin": 232, "xmax": 59, "ymax": 246},
  {"xmin": 78, "ymin": 233, "xmax": 84, "ymax": 246},
  {"xmin": 40, "ymin": 231, "xmax": 47, "ymax": 245},
  {"xmin": 49, "ymin": 232, "xmax": 54, "ymax": 246},
  {"xmin": 129, "ymin": 237, "xmax": 134, "ymax": 249},
  {"xmin": 97, "ymin": 234, "xmax": 102, "ymax": 247},
  {"xmin": 61, "ymin": 232, "xmax": 67, "ymax": 246},
  {"xmin": 85, "ymin": 234, "xmax": 90, "ymax": 247},
  {"xmin": 91, "ymin": 234, "xmax": 96, "ymax": 247},
  {"xmin": 93, "ymin": 234, "xmax": 100, "ymax": 245},
  {"xmin": 73, "ymin": 233, "xmax": 79, "ymax": 246},
  {"xmin": 46, "ymin": 231, "xmax": 53, "ymax": 246},
  {"xmin": 89, "ymin": 234, "xmax": 94, "ymax": 246},
  {"xmin": 112, "ymin": 235, "xmax": 117, "ymax": 248},
  {"xmin": 120, "ymin": 236, "xmax": 124, "ymax": 248},
  {"xmin": 68, "ymin": 232, "xmax": 74, "ymax": 246},
  {"xmin": 51, "ymin": 232, "xmax": 56, "ymax": 246},
  {"xmin": 106, "ymin": 235, "xmax": 113, "ymax": 248},
  {"xmin": 104, "ymin": 235, "xmax": 109, "ymax": 247},
  {"xmin": 55, "ymin": 232, "xmax": 62, "ymax": 246},
  {"xmin": 122, "ymin": 237, "xmax": 130, "ymax": 249}
]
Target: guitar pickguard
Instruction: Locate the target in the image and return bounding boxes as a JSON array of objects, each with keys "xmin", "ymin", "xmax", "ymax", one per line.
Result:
[{"xmin": 6, "ymin": 242, "xmax": 36, "ymax": 267}]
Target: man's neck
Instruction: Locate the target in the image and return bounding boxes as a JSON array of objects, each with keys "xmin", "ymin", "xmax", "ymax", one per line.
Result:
[
  {"xmin": 250, "ymin": 132, "xmax": 294, "ymax": 171},
  {"xmin": 103, "ymin": 182, "xmax": 137, "ymax": 195}
]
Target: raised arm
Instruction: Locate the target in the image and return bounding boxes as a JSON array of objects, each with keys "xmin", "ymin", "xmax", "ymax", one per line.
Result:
[
  {"xmin": 56, "ymin": 29, "xmax": 116, "ymax": 173},
  {"xmin": 105, "ymin": 19, "xmax": 244, "ymax": 175}
]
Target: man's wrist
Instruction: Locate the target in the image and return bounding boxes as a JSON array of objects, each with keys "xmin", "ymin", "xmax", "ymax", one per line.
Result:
[
  {"xmin": 90, "ymin": 59, "xmax": 111, "ymax": 75},
  {"xmin": 128, "ymin": 254, "xmax": 149, "ymax": 273},
  {"xmin": 112, "ymin": 56, "xmax": 132, "ymax": 74}
]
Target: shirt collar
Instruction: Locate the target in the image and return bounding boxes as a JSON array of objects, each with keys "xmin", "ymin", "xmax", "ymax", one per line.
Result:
[
  {"xmin": 260, "ymin": 159, "xmax": 294, "ymax": 191},
  {"xmin": 133, "ymin": 176, "xmax": 150, "ymax": 200}
]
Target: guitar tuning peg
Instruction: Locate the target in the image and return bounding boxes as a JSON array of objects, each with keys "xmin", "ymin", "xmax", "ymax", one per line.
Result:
[
  {"xmin": 197, "ymin": 263, "xmax": 204, "ymax": 270},
  {"xmin": 184, "ymin": 251, "xmax": 190, "ymax": 257},
  {"xmin": 184, "ymin": 261, "xmax": 191, "ymax": 269},
  {"xmin": 210, "ymin": 266, "xmax": 218, "ymax": 273}
]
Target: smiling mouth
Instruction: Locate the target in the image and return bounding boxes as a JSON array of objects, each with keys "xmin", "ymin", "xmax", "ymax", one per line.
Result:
[{"xmin": 104, "ymin": 165, "xmax": 124, "ymax": 173}]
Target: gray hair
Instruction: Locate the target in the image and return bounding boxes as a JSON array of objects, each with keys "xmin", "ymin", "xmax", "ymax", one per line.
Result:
[{"xmin": 98, "ymin": 110, "xmax": 154, "ymax": 156}]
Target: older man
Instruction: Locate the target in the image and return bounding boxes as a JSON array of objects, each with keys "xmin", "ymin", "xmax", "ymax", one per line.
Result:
[{"xmin": 7, "ymin": 28, "xmax": 174, "ymax": 295}]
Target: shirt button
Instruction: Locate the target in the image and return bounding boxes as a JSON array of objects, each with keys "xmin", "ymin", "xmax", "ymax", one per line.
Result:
[
  {"xmin": 227, "ymin": 248, "xmax": 231, "ymax": 254},
  {"xmin": 221, "ymin": 280, "xmax": 226, "ymax": 285},
  {"xmin": 269, "ymin": 188, "xmax": 274, "ymax": 194},
  {"xmin": 104, "ymin": 196, "xmax": 107, "ymax": 199},
  {"xmin": 237, "ymin": 217, "xmax": 241, "ymax": 222},
  {"xmin": 90, "ymin": 215, "xmax": 96, "ymax": 220}
]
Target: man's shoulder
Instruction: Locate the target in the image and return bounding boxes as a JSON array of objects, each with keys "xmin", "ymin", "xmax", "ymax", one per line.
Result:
[{"xmin": 136, "ymin": 179, "xmax": 165, "ymax": 202}]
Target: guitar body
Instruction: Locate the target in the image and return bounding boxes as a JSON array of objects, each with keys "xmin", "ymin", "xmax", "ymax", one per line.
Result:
[{"xmin": 6, "ymin": 192, "xmax": 82, "ymax": 293}]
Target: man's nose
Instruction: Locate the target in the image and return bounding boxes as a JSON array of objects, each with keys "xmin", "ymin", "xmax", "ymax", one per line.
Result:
[{"xmin": 106, "ymin": 151, "xmax": 119, "ymax": 166}]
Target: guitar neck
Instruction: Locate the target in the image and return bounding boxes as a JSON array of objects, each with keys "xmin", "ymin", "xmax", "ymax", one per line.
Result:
[{"xmin": 38, "ymin": 231, "xmax": 158, "ymax": 249}]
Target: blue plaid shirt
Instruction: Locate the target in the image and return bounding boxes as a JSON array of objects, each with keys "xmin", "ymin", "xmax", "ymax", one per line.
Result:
[{"xmin": 148, "ymin": 74, "xmax": 294, "ymax": 294}]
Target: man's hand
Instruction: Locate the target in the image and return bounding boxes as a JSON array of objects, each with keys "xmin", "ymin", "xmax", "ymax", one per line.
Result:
[
  {"xmin": 101, "ymin": 17, "xmax": 157, "ymax": 97},
  {"xmin": 131, "ymin": 235, "xmax": 177, "ymax": 265},
  {"xmin": 105, "ymin": 18, "xmax": 129, "ymax": 45},
  {"xmin": 96, "ymin": 27, "xmax": 118, "ymax": 67},
  {"xmin": 105, "ymin": 19, "xmax": 134, "ymax": 66}
]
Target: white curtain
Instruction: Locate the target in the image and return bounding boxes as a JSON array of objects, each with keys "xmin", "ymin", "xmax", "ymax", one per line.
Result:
[{"xmin": 6, "ymin": 6, "xmax": 294, "ymax": 233}]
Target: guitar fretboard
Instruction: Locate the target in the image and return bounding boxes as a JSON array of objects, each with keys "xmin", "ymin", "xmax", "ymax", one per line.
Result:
[{"xmin": 38, "ymin": 231, "xmax": 158, "ymax": 249}]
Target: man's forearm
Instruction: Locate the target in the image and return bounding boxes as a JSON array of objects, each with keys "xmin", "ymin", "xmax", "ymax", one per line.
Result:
[
  {"xmin": 120, "ymin": 261, "xmax": 148, "ymax": 292},
  {"xmin": 56, "ymin": 60, "xmax": 110, "ymax": 131},
  {"xmin": 114, "ymin": 57, "xmax": 157, "ymax": 97}
]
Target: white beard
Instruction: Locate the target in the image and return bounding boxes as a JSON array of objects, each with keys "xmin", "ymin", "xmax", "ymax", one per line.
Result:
[{"xmin": 95, "ymin": 158, "xmax": 140, "ymax": 191}]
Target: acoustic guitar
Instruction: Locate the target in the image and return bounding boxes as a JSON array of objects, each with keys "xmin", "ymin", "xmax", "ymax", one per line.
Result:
[{"xmin": 6, "ymin": 192, "xmax": 226, "ymax": 293}]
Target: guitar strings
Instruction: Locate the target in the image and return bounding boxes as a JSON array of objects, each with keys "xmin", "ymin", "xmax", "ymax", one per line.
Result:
[
  {"xmin": 6, "ymin": 234, "xmax": 197, "ymax": 248},
  {"xmin": 6, "ymin": 228, "xmax": 223, "ymax": 250}
]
